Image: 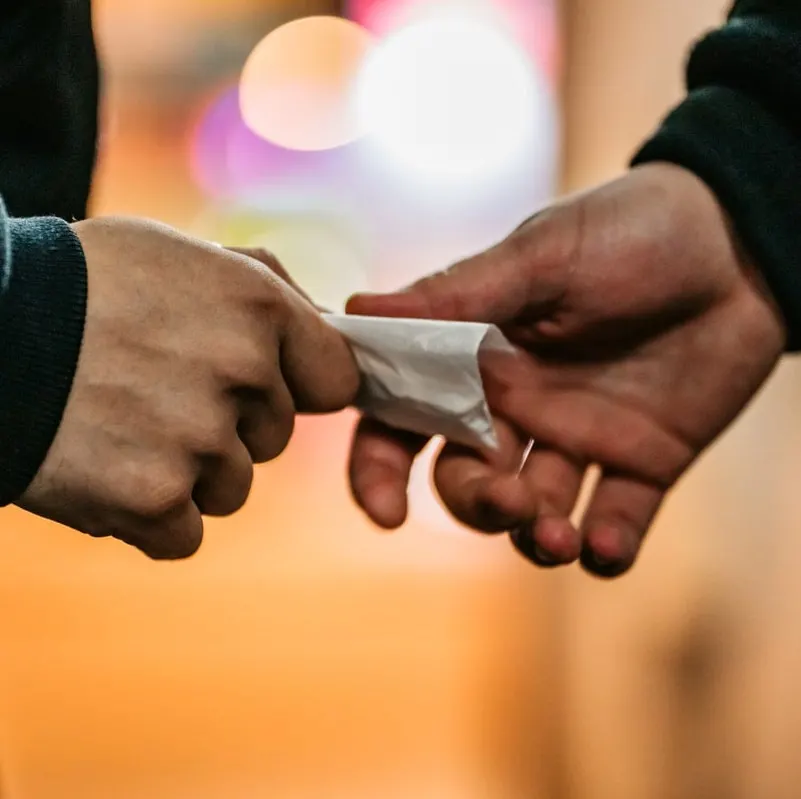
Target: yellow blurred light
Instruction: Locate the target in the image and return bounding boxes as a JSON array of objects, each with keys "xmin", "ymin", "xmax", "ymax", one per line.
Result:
[
  {"xmin": 239, "ymin": 16, "xmax": 375, "ymax": 151},
  {"xmin": 248, "ymin": 218, "xmax": 368, "ymax": 311},
  {"xmin": 192, "ymin": 210, "xmax": 369, "ymax": 310}
]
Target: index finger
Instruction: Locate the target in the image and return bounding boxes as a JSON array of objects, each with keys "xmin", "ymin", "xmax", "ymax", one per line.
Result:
[
  {"xmin": 225, "ymin": 248, "xmax": 355, "ymax": 412},
  {"xmin": 348, "ymin": 418, "xmax": 429, "ymax": 529}
]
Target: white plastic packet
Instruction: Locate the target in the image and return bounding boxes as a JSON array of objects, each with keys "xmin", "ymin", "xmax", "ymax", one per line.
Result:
[{"xmin": 324, "ymin": 313, "xmax": 515, "ymax": 450}]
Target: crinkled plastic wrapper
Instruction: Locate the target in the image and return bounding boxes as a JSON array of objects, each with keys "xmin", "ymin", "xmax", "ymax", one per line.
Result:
[{"xmin": 325, "ymin": 314, "xmax": 515, "ymax": 450}]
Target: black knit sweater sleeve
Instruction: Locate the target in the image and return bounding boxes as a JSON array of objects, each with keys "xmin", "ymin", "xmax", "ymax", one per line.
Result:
[
  {"xmin": 0, "ymin": 0, "xmax": 97, "ymax": 505},
  {"xmin": 0, "ymin": 205, "xmax": 88, "ymax": 505},
  {"xmin": 632, "ymin": 0, "xmax": 801, "ymax": 349}
]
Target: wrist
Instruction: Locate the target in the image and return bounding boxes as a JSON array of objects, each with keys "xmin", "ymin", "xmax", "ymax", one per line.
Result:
[
  {"xmin": 633, "ymin": 161, "xmax": 787, "ymax": 355},
  {"xmin": 633, "ymin": 85, "xmax": 801, "ymax": 350}
]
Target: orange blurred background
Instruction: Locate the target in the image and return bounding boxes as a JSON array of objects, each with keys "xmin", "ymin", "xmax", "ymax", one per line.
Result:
[{"xmin": 3, "ymin": 1, "xmax": 801, "ymax": 798}]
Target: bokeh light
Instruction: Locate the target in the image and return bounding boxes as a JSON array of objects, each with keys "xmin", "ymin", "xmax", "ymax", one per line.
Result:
[
  {"xmin": 190, "ymin": 86, "xmax": 304, "ymax": 198},
  {"xmin": 407, "ymin": 442, "xmax": 465, "ymax": 537},
  {"xmin": 248, "ymin": 219, "xmax": 368, "ymax": 311},
  {"xmin": 197, "ymin": 210, "xmax": 370, "ymax": 311},
  {"xmin": 239, "ymin": 16, "xmax": 375, "ymax": 151},
  {"xmin": 353, "ymin": 13, "xmax": 551, "ymax": 185},
  {"xmin": 346, "ymin": 0, "xmax": 559, "ymax": 80},
  {"xmin": 189, "ymin": 85, "xmax": 354, "ymax": 200}
]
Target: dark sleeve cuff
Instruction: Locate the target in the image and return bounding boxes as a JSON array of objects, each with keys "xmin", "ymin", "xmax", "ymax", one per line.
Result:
[
  {"xmin": 728, "ymin": 1, "xmax": 801, "ymax": 22},
  {"xmin": 686, "ymin": 13, "xmax": 801, "ymax": 139},
  {"xmin": 632, "ymin": 86, "xmax": 801, "ymax": 351},
  {"xmin": 0, "ymin": 213, "xmax": 87, "ymax": 505}
]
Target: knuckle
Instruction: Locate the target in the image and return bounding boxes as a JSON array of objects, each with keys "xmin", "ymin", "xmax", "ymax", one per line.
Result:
[
  {"xmin": 269, "ymin": 412, "xmax": 295, "ymax": 458},
  {"xmin": 157, "ymin": 530, "xmax": 203, "ymax": 560},
  {"xmin": 598, "ymin": 422, "xmax": 687, "ymax": 490},
  {"xmin": 247, "ymin": 247, "xmax": 281, "ymax": 271},
  {"xmin": 128, "ymin": 469, "xmax": 193, "ymax": 521},
  {"xmin": 216, "ymin": 490, "xmax": 251, "ymax": 518},
  {"xmin": 413, "ymin": 272, "xmax": 463, "ymax": 319},
  {"xmin": 228, "ymin": 346, "xmax": 275, "ymax": 390},
  {"xmin": 224, "ymin": 253, "xmax": 286, "ymax": 312},
  {"xmin": 190, "ymin": 414, "xmax": 234, "ymax": 456},
  {"xmin": 235, "ymin": 305, "xmax": 290, "ymax": 366},
  {"xmin": 502, "ymin": 228, "xmax": 531, "ymax": 265},
  {"xmin": 251, "ymin": 408, "xmax": 294, "ymax": 463},
  {"xmin": 209, "ymin": 330, "xmax": 269, "ymax": 387},
  {"xmin": 248, "ymin": 268, "xmax": 289, "ymax": 312},
  {"xmin": 209, "ymin": 465, "xmax": 254, "ymax": 517},
  {"xmin": 221, "ymin": 491, "xmax": 250, "ymax": 517},
  {"xmin": 130, "ymin": 511, "xmax": 203, "ymax": 560}
]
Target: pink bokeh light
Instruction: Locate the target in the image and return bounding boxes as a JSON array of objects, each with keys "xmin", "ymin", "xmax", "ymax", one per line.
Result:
[
  {"xmin": 188, "ymin": 85, "xmax": 349, "ymax": 200},
  {"xmin": 345, "ymin": 0, "xmax": 559, "ymax": 81}
]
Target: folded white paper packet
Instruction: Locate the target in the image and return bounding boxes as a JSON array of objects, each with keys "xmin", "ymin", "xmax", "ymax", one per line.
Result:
[{"xmin": 324, "ymin": 313, "xmax": 515, "ymax": 450}]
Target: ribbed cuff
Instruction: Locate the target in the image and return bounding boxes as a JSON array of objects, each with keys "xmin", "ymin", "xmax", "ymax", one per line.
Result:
[
  {"xmin": 728, "ymin": 1, "xmax": 801, "ymax": 23},
  {"xmin": 687, "ymin": 15, "xmax": 801, "ymax": 136},
  {"xmin": 0, "ymin": 216, "xmax": 87, "ymax": 504},
  {"xmin": 632, "ymin": 86, "xmax": 801, "ymax": 351}
]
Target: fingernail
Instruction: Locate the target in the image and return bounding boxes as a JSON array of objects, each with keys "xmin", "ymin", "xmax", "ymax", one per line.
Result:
[
  {"xmin": 580, "ymin": 550, "xmax": 628, "ymax": 579},
  {"xmin": 475, "ymin": 501, "xmax": 518, "ymax": 533},
  {"xmin": 511, "ymin": 527, "xmax": 559, "ymax": 568},
  {"xmin": 345, "ymin": 292, "xmax": 388, "ymax": 314},
  {"xmin": 533, "ymin": 544, "xmax": 559, "ymax": 566}
]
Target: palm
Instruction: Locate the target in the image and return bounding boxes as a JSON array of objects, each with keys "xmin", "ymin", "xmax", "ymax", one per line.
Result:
[
  {"xmin": 348, "ymin": 165, "xmax": 785, "ymax": 577},
  {"xmin": 493, "ymin": 284, "xmax": 777, "ymax": 485}
]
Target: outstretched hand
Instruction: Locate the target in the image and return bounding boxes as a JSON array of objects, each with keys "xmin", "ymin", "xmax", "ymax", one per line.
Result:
[{"xmin": 347, "ymin": 163, "xmax": 785, "ymax": 577}]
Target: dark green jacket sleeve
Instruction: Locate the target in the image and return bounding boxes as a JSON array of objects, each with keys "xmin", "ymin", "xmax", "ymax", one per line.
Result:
[
  {"xmin": 633, "ymin": 1, "xmax": 801, "ymax": 349},
  {"xmin": 0, "ymin": 0, "xmax": 97, "ymax": 504}
]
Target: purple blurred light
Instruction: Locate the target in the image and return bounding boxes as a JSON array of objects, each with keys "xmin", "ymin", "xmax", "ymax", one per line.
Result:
[{"xmin": 189, "ymin": 86, "xmax": 346, "ymax": 200}]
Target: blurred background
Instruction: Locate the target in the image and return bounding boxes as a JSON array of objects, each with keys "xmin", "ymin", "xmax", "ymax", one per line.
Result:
[{"xmin": 3, "ymin": 0, "xmax": 801, "ymax": 797}]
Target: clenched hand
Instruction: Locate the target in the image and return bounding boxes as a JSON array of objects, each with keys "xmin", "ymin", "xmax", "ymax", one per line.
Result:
[{"xmin": 18, "ymin": 218, "xmax": 359, "ymax": 559}]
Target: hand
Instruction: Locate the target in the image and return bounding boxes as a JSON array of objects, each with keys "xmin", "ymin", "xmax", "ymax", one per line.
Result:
[
  {"xmin": 347, "ymin": 163, "xmax": 786, "ymax": 578},
  {"xmin": 17, "ymin": 219, "xmax": 359, "ymax": 559},
  {"xmin": 226, "ymin": 246, "xmax": 320, "ymax": 307}
]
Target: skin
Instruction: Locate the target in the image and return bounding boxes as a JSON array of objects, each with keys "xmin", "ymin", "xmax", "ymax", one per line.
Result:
[
  {"xmin": 347, "ymin": 163, "xmax": 787, "ymax": 578},
  {"xmin": 17, "ymin": 217, "xmax": 359, "ymax": 560}
]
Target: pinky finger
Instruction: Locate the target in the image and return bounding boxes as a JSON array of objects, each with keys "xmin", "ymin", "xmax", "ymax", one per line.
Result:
[
  {"xmin": 123, "ymin": 501, "xmax": 205, "ymax": 561},
  {"xmin": 579, "ymin": 471, "xmax": 666, "ymax": 579}
]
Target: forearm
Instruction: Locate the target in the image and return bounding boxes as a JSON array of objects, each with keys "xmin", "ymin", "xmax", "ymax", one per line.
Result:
[
  {"xmin": 0, "ymin": 197, "xmax": 87, "ymax": 504},
  {"xmin": 633, "ymin": 0, "xmax": 801, "ymax": 349}
]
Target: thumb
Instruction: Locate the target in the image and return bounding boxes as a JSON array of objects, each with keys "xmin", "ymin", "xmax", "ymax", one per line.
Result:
[
  {"xmin": 346, "ymin": 212, "xmax": 568, "ymax": 324},
  {"xmin": 280, "ymin": 293, "xmax": 361, "ymax": 414},
  {"xmin": 227, "ymin": 246, "xmax": 358, "ymax": 412}
]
